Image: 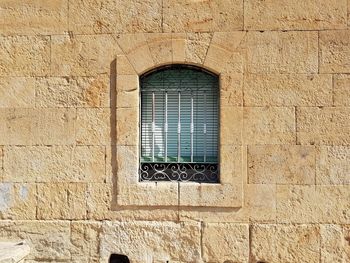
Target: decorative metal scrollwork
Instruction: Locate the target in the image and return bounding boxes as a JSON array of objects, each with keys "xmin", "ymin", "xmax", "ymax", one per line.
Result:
[{"xmin": 139, "ymin": 162, "xmax": 219, "ymax": 183}]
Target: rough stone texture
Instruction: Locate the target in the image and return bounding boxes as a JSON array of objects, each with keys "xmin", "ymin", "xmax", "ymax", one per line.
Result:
[
  {"xmin": 245, "ymin": 0, "xmax": 347, "ymax": 30},
  {"xmin": 220, "ymin": 106, "xmax": 243, "ymax": 145},
  {"xmin": 334, "ymin": 74, "xmax": 350, "ymax": 106},
  {"xmin": 202, "ymin": 223, "xmax": 249, "ymax": 262},
  {"xmin": 0, "ymin": 241, "xmax": 30, "ymax": 263},
  {"xmin": 297, "ymin": 107, "xmax": 350, "ymax": 145},
  {"xmin": 248, "ymin": 145, "xmax": 316, "ymax": 184},
  {"xmin": 244, "ymin": 74, "xmax": 333, "ymax": 106},
  {"xmin": 163, "ymin": 0, "xmax": 243, "ymax": 32},
  {"xmin": 251, "ymin": 224, "xmax": 320, "ymax": 263},
  {"xmin": 0, "ymin": 78, "xmax": 36, "ymax": 108}
]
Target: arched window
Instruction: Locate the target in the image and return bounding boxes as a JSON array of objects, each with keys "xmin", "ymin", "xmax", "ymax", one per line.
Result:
[{"xmin": 139, "ymin": 65, "xmax": 219, "ymax": 183}]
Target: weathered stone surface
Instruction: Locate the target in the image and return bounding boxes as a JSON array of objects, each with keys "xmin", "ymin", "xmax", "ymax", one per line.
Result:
[
  {"xmin": 243, "ymin": 107, "xmax": 295, "ymax": 144},
  {"xmin": 220, "ymin": 145, "xmax": 242, "ymax": 184},
  {"xmin": 4, "ymin": 146, "xmax": 105, "ymax": 183},
  {"xmin": 76, "ymin": 108, "xmax": 111, "ymax": 146},
  {"xmin": 202, "ymin": 223, "xmax": 249, "ymax": 262},
  {"xmin": 145, "ymin": 33, "xmax": 173, "ymax": 66},
  {"xmin": 0, "ymin": 108, "xmax": 76, "ymax": 145},
  {"xmin": 248, "ymin": 145, "xmax": 316, "ymax": 184},
  {"xmin": 35, "ymin": 75, "xmax": 109, "ymax": 108},
  {"xmin": 0, "ymin": 0, "xmax": 68, "ymax": 35},
  {"xmin": 0, "ymin": 241, "xmax": 30, "ymax": 263},
  {"xmin": 0, "ymin": 36, "xmax": 50, "ymax": 77},
  {"xmin": 316, "ymin": 146, "xmax": 350, "ymax": 185},
  {"xmin": 116, "ymin": 55, "xmax": 136, "ymax": 75},
  {"xmin": 320, "ymin": 224, "xmax": 350, "ymax": 262},
  {"xmin": 334, "ymin": 74, "xmax": 350, "ymax": 106},
  {"xmin": 100, "ymin": 221, "xmax": 201, "ymax": 262},
  {"xmin": 51, "ymin": 34, "xmax": 122, "ymax": 76},
  {"xmin": 220, "ymin": 74, "xmax": 243, "ymax": 106},
  {"xmin": 0, "ymin": 77, "xmax": 35, "ymax": 108},
  {"xmin": 320, "ymin": 30, "xmax": 350, "ymax": 73},
  {"xmin": 185, "ymin": 33, "xmax": 212, "ymax": 65},
  {"xmin": 116, "ymin": 108, "xmax": 138, "ymax": 146},
  {"xmin": 297, "ymin": 107, "xmax": 350, "ymax": 145},
  {"xmin": 247, "ymin": 31, "xmax": 318, "ymax": 73},
  {"xmin": 0, "ymin": 221, "xmax": 71, "ymax": 261},
  {"xmin": 244, "ymin": 74, "xmax": 333, "ymax": 106},
  {"xmin": 116, "ymin": 75, "xmax": 139, "ymax": 108},
  {"xmin": 0, "ymin": 183, "xmax": 36, "ymax": 220},
  {"xmin": 245, "ymin": 0, "xmax": 347, "ymax": 30},
  {"xmin": 277, "ymin": 185, "xmax": 350, "ymax": 223},
  {"xmin": 163, "ymin": 0, "xmax": 243, "ymax": 32},
  {"xmin": 220, "ymin": 107, "xmax": 243, "ymax": 145},
  {"xmin": 251, "ymin": 224, "xmax": 320, "ymax": 263},
  {"xmin": 37, "ymin": 183, "xmax": 87, "ymax": 220}
]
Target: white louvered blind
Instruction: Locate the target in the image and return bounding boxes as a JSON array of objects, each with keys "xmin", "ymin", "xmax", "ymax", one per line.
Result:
[{"xmin": 140, "ymin": 66, "xmax": 218, "ymax": 163}]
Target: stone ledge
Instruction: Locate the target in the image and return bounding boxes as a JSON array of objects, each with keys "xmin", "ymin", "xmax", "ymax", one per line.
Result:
[{"xmin": 0, "ymin": 241, "xmax": 30, "ymax": 263}]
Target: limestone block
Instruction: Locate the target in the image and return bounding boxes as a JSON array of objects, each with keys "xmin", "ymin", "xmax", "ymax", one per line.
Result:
[
  {"xmin": 220, "ymin": 106, "xmax": 243, "ymax": 145},
  {"xmin": 116, "ymin": 108, "xmax": 138, "ymax": 146},
  {"xmin": 247, "ymin": 31, "xmax": 318, "ymax": 73},
  {"xmin": 0, "ymin": 241, "xmax": 30, "ymax": 263},
  {"xmin": 0, "ymin": 77, "xmax": 35, "ymax": 108},
  {"xmin": 116, "ymin": 146, "xmax": 138, "ymax": 184},
  {"xmin": 35, "ymin": 75, "xmax": 109, "ymax": 108},
  {"xmin": 0, "ymin": 147, "xmax": 3, "ymax": 180},
  {"xmin": 277, "ymin": 185, "xmax": 350, "ymax": 223},
  {"xmin": 334, "ymin": 74, "xmax": 350, "ymax": 106},
  {"xmin": 0, "ymin": 183, "xmax": 36, "ymax": 220},
  {"xmin": 37, "ymin": 183, "xmax": 87, "ymax": 220},
  {"xmin": 202, "ymin": 223, "xmax": 249, "ymax": 262},
  {"xmin": 145, "ymin": 34, "xmax": 173, "ymax": 66},
  {"xmin": 100, "ymin": 221, "xmax": 201, "ymax": 262},
  {"xmin": 297, "ymin": 107, "xmax": 350, "ymax": 145},
  {"xmin": 251, "ymin": 224, "xmax": 320, "ymax": 263},
  {"xmin": 0, "ymin": 221, "xmax": 71, "ymax": 261},
  {"xmin": 163, "ymin": 0, "xmax": 243, "ymax": 32},
  {"xmin": 0, "ymin": 0, "xmax": 68, "ymax": 34},
  {"xmin": 172, "ymin": 33, "xmax": 186, "ymax": 63},
  {"xmin": 116, "ymin": 55, "xmax": 136, "ymax": 75},
  {"xmin": 116, "ymin": 75, "xmax": 139, "ymax": 108},
  {"xmin": 76, "ymin": 108, "xmax": 111, "ymax": 145},
  {"xmin": 316, "ymin": 146, "xmax": 350, "ymax": 185},
  {"xmin": 69, "ymin": 0, "xmax": 116, "ymax": 34},
  {"xmin": 220, "ymin": 74, "xmax": 243, "ymax": 106},
  {"xmin": 220, "ymin": 145, "xmax": 242, "ymax": 184},
  {"xmin": 0, "ymin": 36, "xmax": 50, "ymax": 77},
  {"xmin": 87, "ymin": 183, "xmax": 112, "ymax": 220},
  {"xmin": 320, "ymin": 224, "xmax": 350, "ymax": 262},
  {"xmin": 185, "ymin": 33, "xmax": 212, "ymax": 65},
  {"xmin": 51, "ymin": 34, "xmax": 122, "ymax": 76},
  {"xmin": 248, "ymin": 145, "xmax": 316, "ymax": 184},
  {"xmin": 244, "ymin": 74, "xmax": 333, "ymax": 106},
  {"xmin": 3, "ymin": 146, "xmax": 105, "ymax": 183},
  {"xmin": 320, "ymin": 30, "xmax": 350, "ymax": 73},
  {"xmin": 243, "ymin": 107, "xmax": 295, "ymax": 144},
  {"xmin": 70, "ymin": 222, "xmax": 101, "ymax": 262},
  {"xmin": 245, "ymin": 0, "xmax": 347, "ymax": 30}
]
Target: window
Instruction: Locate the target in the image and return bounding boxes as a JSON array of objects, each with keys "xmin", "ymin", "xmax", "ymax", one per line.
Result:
[{"xmin": 139, "ymin": 65, "xmax": 219, "ymax": 183}]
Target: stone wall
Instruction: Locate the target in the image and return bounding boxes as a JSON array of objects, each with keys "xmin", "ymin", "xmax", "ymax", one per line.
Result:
[{"xmin": 0, "ymin": 1, "xmax": 349, "ymax": 262}]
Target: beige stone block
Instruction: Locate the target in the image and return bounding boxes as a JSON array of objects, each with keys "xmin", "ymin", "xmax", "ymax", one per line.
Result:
[
  {"xmin": 69, "ymin": 0, "xmax": 116, "ymax": 34},
  {"xmin": 0, "ymin": 220, "xmax": 71, "ymax": 261},
  {"xmin": 70, "ymin": 222, "xmax": 101, "ymax": 262},
  {"xmin": 0, "ymin": 147, "xmax": 3, "ymax": 180},
  {"xmin": 116, "ymin": 55, "xmax": 136, "ymax": 75},
  {"xmin": 76, "ymin": 108, "xmax": 111, "ymax": 145},
  {"xmin": 4, "ymin": 146, "xmax": 105, "ymax": 183},
  {"xmin": 0, "ymin": 77, "xmax": 35, "ymax": 108},
  {"xmin": 116, "ymin": 108, "xmax": 138, "ymax": 146},
  {"xmin": 320, "ymin": 30, "xmax": 350, "ymax": 73},
  {"xmin": 320, "ymin": 224, "xmax": 350, "ymax": 262},
  {"xmin": 202, "ymin": 223, "xmax": 249, "ymax": 262},
  {"xmin": 220, "ymin": 145, "xmax": 242, "ymax": 184},
  {"xmin": 316, "ymin": 146, "xmax": 350, "ymax": 185},
  {"xmin": 245, "ymin": 0, "xmax": 347, "ymax": 30},
  {"xmin": 116, "ymin": 146, "xmax": 138, "ymax": 184},
  {"xmin": 172, "ymin": 33, "xmax": 186, "ymax": 63},
  {"xmin": 185, "ymin": 33, "xmax": 212, "ymax": 65},
  {"xmin": 37, "ymin": 183, "xmax": 87, "ymax": 220},
  {"xmin": 0, "ymin": 0, "xmax": 68, "ymax": 34},
  {"xmin": 87, "ymin": 183, "xmax": 112, "ymax": 220},
  {"xmin": 145, "ymin": 33, "xmax": 173, "ymax": 66},
  {"xmin": 251, "ymin": 224, "xmax": 320, "ymax": 263},
  {"xmin": 163, "ymin": 0, "xmax": 243, "ymax": 32},
  {"xmin": 334, "ymin": 74, "xmax": 350, "ymax": 106},
  {"xmin": 220, "ymin": 106, "xmax": 243, "ymax": 145},
  {"xmin": 0, "ymin": 36, "xmax": 50, "ymax": 77},
  {"xmin": 244, "ymin": 74, "xmax": 333, "ymax": 106},
  {"xmin": 204, "ymin": 47, "xmax": 244, "ymax": 74},
  {"xmin": 100, "ymin": 221, "xmax": 201, "ymax": 262},
  {"xmin": 297, "ymin": 107, "xmax": 350, "ymax": 145},
  {"xmin": 248, "ymin": 145, "xmax": 316, "ymax": 184},
  {"xmin": 0, "ymin": 183, "xmax": 36, "ymax": 220},
  {"xmin": 277, "ymin": 185, "xmax": 350, "ymax": 223},
  {"xmin": 36, "ymin": 75, "xmax": 110, "ymax": 108},
  {"xmin": 243, "ymin": 107, "xmax": 295, "ymax": 144},
  {"xmin": 247, "ymin": 31, "xmax": 318, "ymax": 73},
  {"xmin": 220, "ymin": 73, "xmax": 243, "ymax": 106},
  {"xmin": 51, "ymin": 34, "xmax": 122, "ymax": 76},
  {"xmin": 116, "ymin": 75, "xmax": 139, "ymax": 108}
]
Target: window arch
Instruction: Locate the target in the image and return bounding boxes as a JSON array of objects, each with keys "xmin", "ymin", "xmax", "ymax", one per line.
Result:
[{"xmin": 139, "ymin": 65, "xmax": 219, "ymax": 183}]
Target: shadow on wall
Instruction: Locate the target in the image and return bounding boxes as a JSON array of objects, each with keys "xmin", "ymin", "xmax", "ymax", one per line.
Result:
[{"xmin": 109, "ymin": 254, "xmax": 130, "ymax": 263}]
